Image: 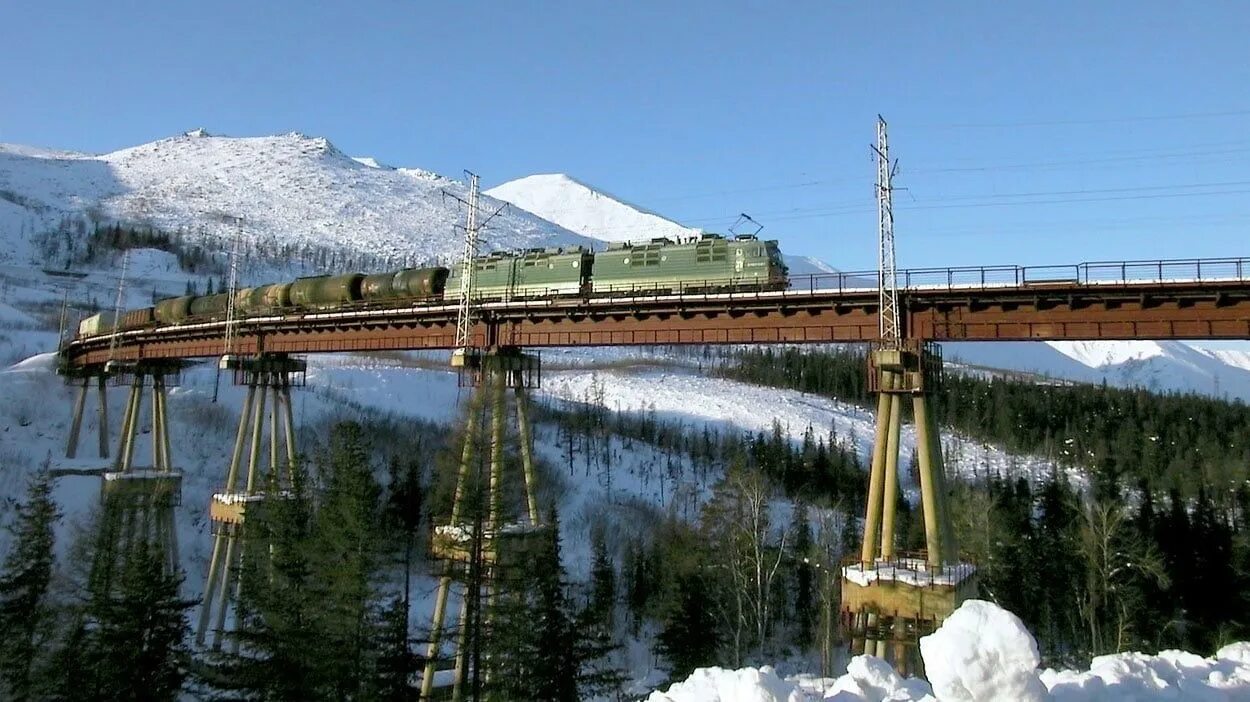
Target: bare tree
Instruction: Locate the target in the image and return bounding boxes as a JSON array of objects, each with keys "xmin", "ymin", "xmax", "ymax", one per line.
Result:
[
  {"xmin": 701, "ymin": 467, "xmax": 789, "ymax": 663},
  {"xmin": 1078, "ymin": 498, "xmax": 1168, "ymax": 654}
]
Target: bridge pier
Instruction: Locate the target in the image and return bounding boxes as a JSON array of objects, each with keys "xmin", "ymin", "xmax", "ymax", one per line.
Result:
[
  {"xmin": 86, "ymin": 359, "xmax": 186, "ymax": 595},
  {"xmin": 195, "ymin": 354, "xmax": 306, "ymax": 651},
  {"xmin": 62, "ymin": 366, "xmax": 112, "ymax": 460},
  {"xmin": 841, "ymin": 341, "xmax": 974, "ymax": 676},
  {"xmin": 420, "ymin": 347, "xmax": 544, "ymax": 702}
]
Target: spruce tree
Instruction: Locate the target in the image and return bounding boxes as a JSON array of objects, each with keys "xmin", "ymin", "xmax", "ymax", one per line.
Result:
[
  {"xmin": 373, "ymin": 594, "xmax": 418, "ymax": 701},
  {"xmin": 0, "ymin": 468, "xmax": 60, "ymax": 702},
  {"xmin": 656, "ymin": 570, "xmax": 720, "ymax": 680},
  {"xmin": 314, "ymin": 421, "xmax": 383, "ymax": 698},
  {"xmin": 791, "ymin": 501, "xmax": 815, "ymax": 651},
  {"xmin": 213, "ymin": 467, "xmax": 326, "ymax": 700},
  {"xmin": 587, "ymin": 528, "xmax": 616, "ymax": 631},
  {"xmin": 77, "ymin": 543, "xmax": 191, "ymax": 700}
]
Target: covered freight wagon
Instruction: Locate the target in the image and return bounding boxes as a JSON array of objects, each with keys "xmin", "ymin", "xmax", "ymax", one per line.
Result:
[{"xmin": 444, "ymin": 248, "xmax": 590, "ymax": 301}]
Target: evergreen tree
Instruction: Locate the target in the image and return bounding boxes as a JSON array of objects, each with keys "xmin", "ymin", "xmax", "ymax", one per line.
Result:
[
  {"xmin": 373, "ymin": 594, "xmax": 418, "ymax": 701},
  {"xmin": 0, "ymin": 468, "xmax": 60, "ymax": 701},
  {"xmin": 75, "ymin": 544, "xmax": 192, "ymax": 701},
  {"xmin": 316, "ymin": 422, "xmax": 383, "ymax": 697},
  {"xmin": 656, "ymin": 569, "xmax": 720, "ymax": 680},
  {"xmin": 587, "ymin": 527, "xmax": 616, "ymax": 631},
  {"xmin": 791, "ymin": 501, "xmax": 815, "ymax": 651},
  {"xmin": 214, "ymin": 467, "xmax": 326, "ymax": 700}
]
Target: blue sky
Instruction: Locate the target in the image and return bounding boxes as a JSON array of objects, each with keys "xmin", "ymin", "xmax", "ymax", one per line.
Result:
[{"xmin": 2, "ymin": 1, "xmax": 1247, "ymax": 269}]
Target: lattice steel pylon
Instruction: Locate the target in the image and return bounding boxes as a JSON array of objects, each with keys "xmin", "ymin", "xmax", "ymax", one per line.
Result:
[
  {"xmin": 840, "ymin": 117, "xmax": 974, "ymax": 677},
  {"xmin": 451, "ymin": 173, "xmax": 482, "ymax": 367},
  {"xmin": 875, "ymin": 115, "xmax": 900, "ymax": 344},
  {"xmin": 213, "ymin": 216, "xmax": 245, "ymax": 402}
]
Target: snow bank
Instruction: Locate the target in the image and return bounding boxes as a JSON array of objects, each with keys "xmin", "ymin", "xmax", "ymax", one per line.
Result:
[
  {"xmin": 645, "ymin": 666, "xmax": 803, "ymax": 702},
  {"xmin": 648, "ymin": 600, "xmax": 1250, "ymax": 701},
  {"xmin": 920, "ymin": 600, "xmax": 1048, "ymax": 701}
]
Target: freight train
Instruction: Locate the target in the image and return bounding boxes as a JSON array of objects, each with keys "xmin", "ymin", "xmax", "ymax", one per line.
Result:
[{"xmin": 76, "ymin": 233, "xmax": 788, "ymax": 339}]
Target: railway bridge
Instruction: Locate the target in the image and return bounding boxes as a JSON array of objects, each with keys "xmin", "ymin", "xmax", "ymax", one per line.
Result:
[
  {"xmin": 53, "ymin": 255, "xmax": 1250, "ymax": 687},
  {"xmin": 59, "ymin": 257, "xmax": 1250, "ymax": 366}
]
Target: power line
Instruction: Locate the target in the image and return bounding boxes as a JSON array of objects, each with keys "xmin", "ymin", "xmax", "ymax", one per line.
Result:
[{"xmin": 902, "ymin": 108, "xmax": 1250, "ymax": 129}]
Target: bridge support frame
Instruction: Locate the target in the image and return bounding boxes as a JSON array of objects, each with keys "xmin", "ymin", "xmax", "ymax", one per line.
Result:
[
  {"xmin": 841, "ymin": 341, "xmax": 974, "ymax": 676},
  {"xmin": 62, "ymin": 364, "xmax": 114, "ymax": 460},
  {"xmin": 195, "ymin": 354, "xmax": 306, "ymax": 651},
  {"xmin": 88, "ymin": 359, "xmax": 186, "ymax": 595},
  {"xmin": 420, "ymin": 347, "xmax": 544, "ymax": 702}
]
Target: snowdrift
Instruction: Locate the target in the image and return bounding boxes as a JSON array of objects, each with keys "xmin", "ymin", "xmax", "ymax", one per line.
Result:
[{"xmin": 646, "ymin": 600, "xmax": 1250, "ymax": 701}]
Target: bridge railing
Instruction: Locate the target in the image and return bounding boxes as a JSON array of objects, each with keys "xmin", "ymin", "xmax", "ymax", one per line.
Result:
[{"xmin": 789, "ymin": 256, "xmax": 1250, "ymax": 295}]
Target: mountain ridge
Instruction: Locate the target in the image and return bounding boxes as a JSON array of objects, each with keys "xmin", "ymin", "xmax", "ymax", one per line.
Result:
[{"xmin": 0, "ymin": 131, "xmax": 595, "ymax": 271}]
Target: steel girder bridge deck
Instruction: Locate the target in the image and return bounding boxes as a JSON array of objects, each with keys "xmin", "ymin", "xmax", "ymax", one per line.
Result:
[{"xmin": 57, "ymin": 257, "xmax": 1250, "ymax": 367}]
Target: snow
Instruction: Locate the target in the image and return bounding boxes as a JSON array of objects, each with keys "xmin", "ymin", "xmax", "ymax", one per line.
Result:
[
  {"xmin": 651, "ymin": 601, "xmax": 1250, "ymax": 701},
  {"xmin": 645, "ymin": 666, "xmax": 807, "ymax": 702},
  {"xmin": 540, "ymin": 364, "xmax": 1085, "ymax": 492},
  {"xmin": 842, "ymin": 559, "xmax": 976, "ymax": 588},
  {"xmin": 487, "ymin": 173, "xmax": 701, "ymax": 245},
  {"xmin": 0, "ymin": 132, "xmax": 596, "ymax": 268},
  {"xmin": 945, "ymin": 339, "xmax": 1250, "ymax": 401},
  {"xmin": 920, "ymin": 600, "xmax": 1050, "ymax": 702}
]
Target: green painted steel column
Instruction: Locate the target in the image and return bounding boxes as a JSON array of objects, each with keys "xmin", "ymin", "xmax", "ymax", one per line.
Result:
[
  {"xmin": 280, "ymin": 387, "xmax": 298, "ymax": 483},
  {"xmin": 244, "ymin": 386, "xmax": 267, "ymax": 494},
  {"xmin": 514, "ymin": 388, "xmax": 541, "ymax": 526},
  {"xmin": 117, "ymin": 378, "xmax": 143, "ymax": 472},
  {"xmin": 860, "ymin": 372, "xmax": 894, "ymax": 563},
  {"xmin": 879, "ymin": 383, "xmax": 904, "ymax": 560},
  {"xmin": 451, "ymin": 592, "xmax": 471, "ymax": 702},
  {"xmin": 211, "ymin": 534, "xmax": 237, "ymax": 651},
  {"xmin": 225, "ymin": 385, "xmax": 256, "ymax": 489},
  {"xmin": 66, "ymin": 377, "xmax": 88, "ymax": 459},
  {"xmin": 196, "ymin": 534, "xmax": 225, "ymax": 644},
  {"xmin": 913, "ymin": 394, "xmax": 943, "ymax": 567},
  {"xmin": 97, "ymin": 374, "xmax": 109, "ymax": 459},
  {"xmin": 420, "ymin": 575, "xmax": 454, "ymax": 701},
  {"xmin": 269, "ymin": 386, "xmax": 279, "ymax": 481}
]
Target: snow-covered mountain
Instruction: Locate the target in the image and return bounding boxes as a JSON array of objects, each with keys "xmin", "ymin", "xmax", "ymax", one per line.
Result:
[
  {"xmin": 486, "ymin": 173, "xmax": 697, "ymax": 244},
  {"xmin": 487, "ymin": 172, "xmax": 841, "ymax": 283},
  {"xmin": 0, "ymin": 130, "xmax": 594, "ymax": 268},
  {"xmin": 945, "ymin": 340, "xmax": 1250, "ymax": 401}
]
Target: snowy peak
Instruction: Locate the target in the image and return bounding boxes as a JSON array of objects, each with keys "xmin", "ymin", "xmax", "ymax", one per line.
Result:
[
  {"xmin": 945, "ymin": 339, "xmax": 1250, "ymax": 401},
  {"xmin": 0, "ymin": 131, "xmax": 595, "ymax": 269},
  {"xmin": 486, "ymin": 173, "xmax": 702, "ymax": 244}
]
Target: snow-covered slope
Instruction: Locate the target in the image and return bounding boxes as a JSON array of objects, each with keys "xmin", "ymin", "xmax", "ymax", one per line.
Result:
[
  {"xmin": 0, "ymin": 130, "xmax": 595, "ymax": 267},
  {"xmin": 486, "ymin": 173, "xmax": 699, "ymax": 244}
]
